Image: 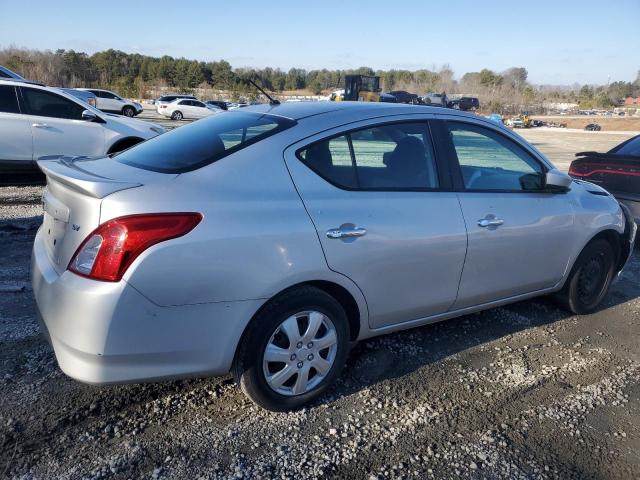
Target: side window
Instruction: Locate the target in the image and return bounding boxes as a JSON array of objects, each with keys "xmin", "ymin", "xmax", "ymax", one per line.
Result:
[
  {"xmin": 448, "ymin": 122, "xmax": 544, "ymax": 191},
  {"xmin": 21, "ymin": 88, "xmax": 84, "ymax": 120},
  {"xmin": 101, "ymin": 91, "xmax": 116, "ymax": 99},
  {"xmin": 299, "ymin": 135, "xmax": 357, "ymax": 188},
  {"xmin": 0, "ymin": 85, "xmax": 20, "ymax": 113},
  {"xmin": 298, "ymin": 122, "xmax": 438, "ymax": 190},
  {"xmin": 351, "ymin": 123, "xmax": 437, "ymax": 188},
  {"xmin": 194, "ymin": 101, "xmax": 205, "ymax": 108}
]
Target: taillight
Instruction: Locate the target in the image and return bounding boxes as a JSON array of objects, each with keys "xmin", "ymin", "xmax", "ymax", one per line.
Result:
[
  {"xmin": 569, "ymin": 162, "xmax": 640, "ymax": 178},
  {"xmin": 68, "ymin": 213, "xmax": 202, "ymax": 282},
  {"xmin": 568, "ymin": 163, "xmax": 590, "ymax": 177}
]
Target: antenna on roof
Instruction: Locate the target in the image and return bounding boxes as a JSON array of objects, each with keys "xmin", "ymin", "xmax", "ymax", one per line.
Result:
[
  {"xmin": 230, "ymin": 70, "xmax": 280, "ymax": 105},
  {"xmin": 245, "ymin": 77, "xmax": 280, "ymax": 105}
]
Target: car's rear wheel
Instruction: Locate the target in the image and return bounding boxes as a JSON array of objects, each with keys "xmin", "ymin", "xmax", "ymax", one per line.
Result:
[
  {"xmin": 556, "ymin": 239, "xmax": 616, "ymax": 314},
  {"xmin": 171, "ymin": 111, "xmax": 183, "ymax": 120},
  {"xmin": 122, "ymin": 106, "xmax": 135, "ymax": 117},
  {"xmin": 233, "ymin": 286, "xmax": 349, "ymax": 411}
]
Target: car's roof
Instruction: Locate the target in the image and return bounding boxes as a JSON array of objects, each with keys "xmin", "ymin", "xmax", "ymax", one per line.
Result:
[
  {"xmin": 78, "ymin": 88, "xmax": 112, "ymax": 92},
  {"xmin": 241, "ymin": 101, "xmax": 467, "ymax": 121}
]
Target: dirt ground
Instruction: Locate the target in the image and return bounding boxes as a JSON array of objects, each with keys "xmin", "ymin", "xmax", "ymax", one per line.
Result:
[
  {"xmin": 1, "ymin": 126, "xmax": 639, "ymax": 480},
  {"xmin": 531, "ymin": 116, "xmax": 640, "ymax": 132},
  {"xmin": 517, "ymin": 128, "xmax": 638, "ymax": 171}
]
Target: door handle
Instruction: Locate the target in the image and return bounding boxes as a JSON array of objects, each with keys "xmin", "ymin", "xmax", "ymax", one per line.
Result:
[
  {"xmin": 326, "ymin": 226, "xmax": 367, "ymax": 239},
  {"xmin": 32, "ymin": 123, "xmax": 50, "ymax": 128},
  {"xmin": 477, "ymin": 217, "xmax": 504, "ymax": 228}
]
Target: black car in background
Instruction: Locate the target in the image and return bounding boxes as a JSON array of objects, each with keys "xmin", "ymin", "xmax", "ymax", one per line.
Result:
[
  {"xmin": 205, "ymin": 100, "xmax": 229, "ymax": 110},
  {"xmin": 449, "ymin": 96, "xmax": 480, "ymax": 111},
  {"xmin": 569, "ymin": 134, "xmax": 640, "ymax": 223},
  {"xmin": 379, "ymin": 90, "xmax": 419, "ymax": 104}
]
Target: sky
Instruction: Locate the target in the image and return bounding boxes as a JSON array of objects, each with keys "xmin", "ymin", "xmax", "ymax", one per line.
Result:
[{"xmin": 0, "ymin": 0, "xmax": 638, "ymax": 85}]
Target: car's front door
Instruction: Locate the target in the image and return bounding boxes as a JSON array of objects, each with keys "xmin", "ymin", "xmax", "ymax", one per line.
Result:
[
  {"xmin": 0, "ymin": 84, "xmax": 33, "ymax": 171},
  {"xmin": 19, "ymin": 87, "xmax": 106, "ymax": 160},
  {"xmin": 440, "ymin": 119, "xmax": 575, "ymax": 309},
  {"xmin": 285, "ymin": 119, "xmax": 468, "ymax": 329}
]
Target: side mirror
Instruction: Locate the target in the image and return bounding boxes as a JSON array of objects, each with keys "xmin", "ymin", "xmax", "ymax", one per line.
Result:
[
  {"xmin": 545, "ymin": 169, "xmax": 572, "ymax": 192},
  {"xmin": 81, "ymin": 109, "xmax": 97, "ymax": 122}
]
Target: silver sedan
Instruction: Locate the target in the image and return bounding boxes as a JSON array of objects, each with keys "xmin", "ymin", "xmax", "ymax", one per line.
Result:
[{"xmin": 31, "ymin": 102, "xmax": 636, "ymax": 410}]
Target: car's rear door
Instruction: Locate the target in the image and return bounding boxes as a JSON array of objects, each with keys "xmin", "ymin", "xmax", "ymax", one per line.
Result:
[
  {"xmin": 0, "ymin": 84, "xmax": 33, "ymax": 172},
  {"xmin": 284, "ymin": 116, "xmax": 467, "ymax": 329},
  {"xmin": 19, "ymin": 86, "xmax": 106, "ymax": 160},
  {"xmin": 191, "ymin": 101, "xmax": 208, "ymax": 118},
  {"xmin": 99, "ymin": 90, "xmax": 122, "ymax": 112},
  {"xmin": 437, "ymin": 117, "xmax": 575, "ymax": 309},
  {"xmin": 177, "ymin": 100, "xmax": 192, "ymax": 117}
]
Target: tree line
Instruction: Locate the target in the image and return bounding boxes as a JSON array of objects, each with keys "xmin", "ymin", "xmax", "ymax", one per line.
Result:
[{"xmin": 1, "ymin": 47, "xmax": 638, "ymax": 113}]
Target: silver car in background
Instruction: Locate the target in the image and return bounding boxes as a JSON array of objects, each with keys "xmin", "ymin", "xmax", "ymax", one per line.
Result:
[{"xmin": 31, "ymin": 103, "xmax": 636, "ymax": 411}]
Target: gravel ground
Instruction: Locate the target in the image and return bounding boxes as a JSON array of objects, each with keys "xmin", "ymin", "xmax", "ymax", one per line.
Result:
[{"xmin": 1, "ymin": 129, "xmax": 639, "ymax": 479}]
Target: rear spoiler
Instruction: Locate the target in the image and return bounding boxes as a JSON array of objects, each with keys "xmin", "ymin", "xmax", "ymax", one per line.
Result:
[
  {"xmin": 37, "ymin": 157, "xmax": 141, "ymax": 198},
  {"xmin": 574, "ymin": 152, "xmax": 640, "ymax": 162}
]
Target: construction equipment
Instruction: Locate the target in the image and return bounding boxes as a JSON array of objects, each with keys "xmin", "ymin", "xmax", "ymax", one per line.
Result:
[
  {"xmin": 519, "ymin": 111, "xmax": 532, "ymax": 127},
  {"xmin": 331, "ymin": 75, "xmax": 381, "ymax": 102}
]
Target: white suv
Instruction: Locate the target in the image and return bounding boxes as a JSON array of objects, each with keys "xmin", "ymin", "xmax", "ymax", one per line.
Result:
[
  {"xmin": 0, "ymin": 80, "xmax": 165, "ymax": 175},
  {"xmin": 77, "ymin": 88, "xmax": 143, "ymax": 117}
]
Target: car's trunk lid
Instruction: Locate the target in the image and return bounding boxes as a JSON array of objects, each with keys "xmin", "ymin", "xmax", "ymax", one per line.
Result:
[{"xmin": 37, "ymin": 155, "xmax": 176, "ymax": 275}]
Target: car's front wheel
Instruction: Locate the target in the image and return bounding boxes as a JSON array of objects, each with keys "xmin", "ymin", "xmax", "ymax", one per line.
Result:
[
  {"xmin": 233, "ymin": 286, "xmax": 349, "ymax": 411},
  {"xmin": 122, "ymin": 106, "xmax": 135, "ymax": 117},
  {"xmin": 556, "ymin": 239, "xmax": 616, "ymax": 314}
]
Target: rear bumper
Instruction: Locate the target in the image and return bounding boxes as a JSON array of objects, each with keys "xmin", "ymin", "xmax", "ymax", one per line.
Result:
[{"xmin": 31, "ymin": 228, "xmax": 262, "ymax": 384}]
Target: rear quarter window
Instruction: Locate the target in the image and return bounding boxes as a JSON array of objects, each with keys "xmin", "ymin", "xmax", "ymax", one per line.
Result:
[{"xmin": 115, "ymin": 112, "xmax": 296, "ymax": 173}]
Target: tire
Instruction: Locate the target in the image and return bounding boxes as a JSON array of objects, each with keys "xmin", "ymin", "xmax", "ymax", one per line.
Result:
[
  {"xmin": 555, "ymin": 239, "xmax": 616, "ymax": 314},
  {"xmin": 171, "ymin": 111, "xmax": 183, "ymax": 120},
  {"xmin": 122, "ymin": 106, "xmax": 135, "ymax": 117},
  {"xmin": 233, "ymin": 286, "xmax": 350, "ymax": 411}
]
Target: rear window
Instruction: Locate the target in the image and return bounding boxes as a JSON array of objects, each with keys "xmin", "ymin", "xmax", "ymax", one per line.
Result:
[
  {"xmin": 611, "ymin": 135, "xmax": 640, "ymax": 156},
  {"xmin": 115, "ymin": 112, "xmax": 296, "ymax": 173}
]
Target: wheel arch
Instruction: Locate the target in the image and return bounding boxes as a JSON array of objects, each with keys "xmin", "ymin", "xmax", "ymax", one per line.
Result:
[
  {"xmin": 232, "ymin": 278, "xmax": 368, "ymax": 369},
  {"xmin": 558, "ymin": 228, "xmax": 624, "ymax": 290}
]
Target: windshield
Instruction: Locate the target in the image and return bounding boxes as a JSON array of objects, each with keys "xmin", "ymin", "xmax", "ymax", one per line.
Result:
[
  {"xmin": 115, "ymin": 112, "xmax": 296, "ymax": 173},
  {"xmin": 610, "ymin": 135, "xmax": 640, "ymax": 156}
]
